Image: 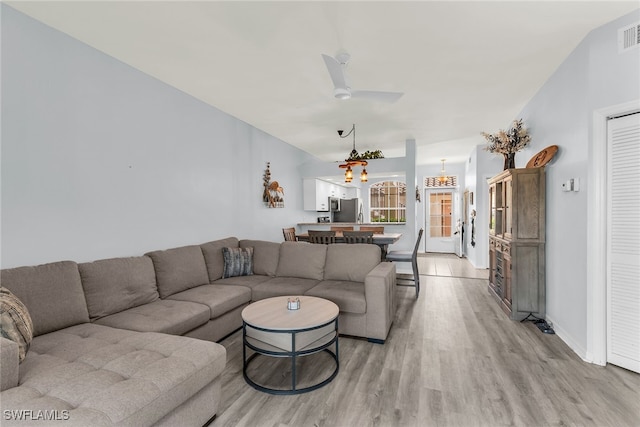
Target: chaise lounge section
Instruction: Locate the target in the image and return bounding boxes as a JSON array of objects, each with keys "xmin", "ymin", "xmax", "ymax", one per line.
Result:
[{"xmin": 0, "ymin": 260, "xmax": 226, "ymax": 426}]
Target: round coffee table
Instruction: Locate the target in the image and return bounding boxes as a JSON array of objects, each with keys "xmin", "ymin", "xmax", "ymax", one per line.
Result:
[{"xmin": 241, "ymin": 295, "xmax": 339, "ymax": 395}]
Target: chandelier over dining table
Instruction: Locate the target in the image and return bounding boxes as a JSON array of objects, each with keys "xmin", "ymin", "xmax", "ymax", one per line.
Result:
[{"xmin": 337, "ymin": 124, "xmax": 383, "ymax": 183}]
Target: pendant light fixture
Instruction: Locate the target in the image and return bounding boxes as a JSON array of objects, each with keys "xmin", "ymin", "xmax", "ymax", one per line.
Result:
[
  {"xmin": 438, "ymin": 159, "xmax": 449, "ymax": 184},
  {"xmin": 338, "ymin": 124, "xmax": 369, "ymax": 183},
  {"xmin": 345, "ymin": 165, "xmax": 353, "ymax": 183}
]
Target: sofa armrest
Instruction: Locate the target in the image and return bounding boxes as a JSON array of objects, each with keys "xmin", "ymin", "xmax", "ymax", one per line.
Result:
[
  {"xmin": 1, "ymin": 337, "xmax": 19, "ymax": 391},
  {"xmin": 364, "ymin": 262, "xmax": 397, "ymax": 342}
]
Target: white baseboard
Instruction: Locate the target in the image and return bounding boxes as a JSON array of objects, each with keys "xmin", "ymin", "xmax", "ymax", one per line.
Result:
[{"xmin": 545, "ymin": 314, "xmax": 595, "ymax": 364}]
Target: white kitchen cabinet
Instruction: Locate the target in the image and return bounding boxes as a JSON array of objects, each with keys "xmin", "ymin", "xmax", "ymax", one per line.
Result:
[
  {"xmin": 303, "ymin": 179, "xmax": 331, "ymax": 211},
  {"xmin": 344, "ymin": 187, "xmax": 359, "ymax": 199},
  {"xmin": 303, "ymin": 179, "xmax": 353, "ymax": 211},
  {"xmin": 335, "ymin": 185, "xmax": 349, "ymax": 199}
]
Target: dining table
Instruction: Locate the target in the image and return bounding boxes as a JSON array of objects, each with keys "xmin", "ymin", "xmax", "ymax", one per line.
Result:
[{"xmin": 296, "ymin": 231, "xmax": 402, "ymax": 260}]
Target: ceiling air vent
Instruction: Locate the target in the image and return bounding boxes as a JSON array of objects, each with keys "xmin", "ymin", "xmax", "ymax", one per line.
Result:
[{"xmin": 618, "ymin": 21, "xmax": 640, "ymax": 53}]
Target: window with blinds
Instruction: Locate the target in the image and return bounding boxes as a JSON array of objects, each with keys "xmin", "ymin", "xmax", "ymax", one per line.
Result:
[{"xmin": 369, "ymin": 181, "xmax": 406, "ymax": 223}]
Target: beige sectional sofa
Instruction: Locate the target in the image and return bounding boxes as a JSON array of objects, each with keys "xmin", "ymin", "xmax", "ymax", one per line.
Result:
[{"xmin": 0, "ymin": 237, "xmax": 396, "ymax": 426}]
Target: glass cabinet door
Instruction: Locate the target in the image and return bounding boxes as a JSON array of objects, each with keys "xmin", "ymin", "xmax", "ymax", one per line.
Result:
[
  {"xmin": 504, "ymin": 178, "xmax": 512, "ymax": 238},
  {"xmin": 495, "ymin": 182, "xmax": 503, "ymax": 236},
  {"xmin": 489, "ymin": 184, "xmax": 496, "ymax": 235}
]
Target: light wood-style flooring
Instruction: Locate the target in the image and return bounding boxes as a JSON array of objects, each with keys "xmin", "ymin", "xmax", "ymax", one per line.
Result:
[
  {"xmin": 213, "ymin": 255, "xmax": 639, "ymax": 427},
  {"xmin": 417, "ymin": 253, "xmax": 490, "ymax": 279}
]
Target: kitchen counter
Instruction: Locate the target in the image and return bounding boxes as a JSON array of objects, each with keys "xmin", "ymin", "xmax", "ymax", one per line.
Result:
[{"xmin": 297, "ymin": 222, "xmax": 406, "ymax": 226}]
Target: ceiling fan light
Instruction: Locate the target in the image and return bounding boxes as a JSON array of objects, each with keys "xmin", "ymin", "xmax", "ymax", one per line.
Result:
[{"xmin": 334, "ymin": 87, "xmax": 351, "ymax": 100}]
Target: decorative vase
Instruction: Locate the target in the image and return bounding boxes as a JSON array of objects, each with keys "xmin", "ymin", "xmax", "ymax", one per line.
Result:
[{"xmin": 503, "ymin": 152, "xmax": 516, "ymax": 170}]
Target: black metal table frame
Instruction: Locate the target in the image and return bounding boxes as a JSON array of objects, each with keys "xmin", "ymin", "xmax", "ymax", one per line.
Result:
[{"xmin": 242, "ymin": 317, "xmax": 339, "ymax": 395}]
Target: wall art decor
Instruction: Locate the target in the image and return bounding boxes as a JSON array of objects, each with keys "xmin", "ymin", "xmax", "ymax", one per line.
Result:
[
  {"xmin": 262, "ymin": 162, "xmax": 284, "ymax": 208},
  {"xmin": 526, "ymin": 145, "xmax": 558, "ymax": 168}
]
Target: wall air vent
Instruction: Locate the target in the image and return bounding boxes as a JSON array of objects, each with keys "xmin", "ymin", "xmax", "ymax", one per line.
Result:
[{"xmin": 618, "ymin": 21, "xmax": 640, "ymax": 53}]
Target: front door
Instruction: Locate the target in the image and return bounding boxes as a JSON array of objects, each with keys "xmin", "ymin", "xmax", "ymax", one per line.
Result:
[{"xmin": 424, "ymin": 190, "xmax": 454, "ymax": 253}]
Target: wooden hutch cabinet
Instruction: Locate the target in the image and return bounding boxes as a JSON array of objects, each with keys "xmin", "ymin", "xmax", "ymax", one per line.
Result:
[{"xmin": 488, "ymin": 167, "xmax": 545, "ymax": 320}]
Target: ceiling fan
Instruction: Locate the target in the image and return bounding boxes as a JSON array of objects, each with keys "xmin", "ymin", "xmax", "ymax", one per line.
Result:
[{"xmin": 321, "ymin": 52, "xmax": 404, "ymax": 103}]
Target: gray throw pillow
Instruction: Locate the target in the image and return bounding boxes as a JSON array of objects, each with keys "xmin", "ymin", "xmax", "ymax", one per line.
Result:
[
  {"xmin": 222, "ymin": 247, "xmax": 254, "ymax": 278},
  {"xmin": 0, "ymin": 287, "xmax": 33, "ymax": 363}
]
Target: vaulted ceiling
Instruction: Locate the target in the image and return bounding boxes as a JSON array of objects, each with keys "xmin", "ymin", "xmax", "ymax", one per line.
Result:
[{"xmin": 7, "ymin": 1, "xmax": 638, "ymax": 165}]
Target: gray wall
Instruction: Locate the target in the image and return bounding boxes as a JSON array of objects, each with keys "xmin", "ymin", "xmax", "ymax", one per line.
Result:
[
  {"xmin": 516, "ymin": 9, "xmax": 640, "ymax": 357},
  {"xmin": 1, "ymin": 5, "xmax": 317, "ymax": 268},
  {"xmin": 464, "ymin": 145, "xmax": 503, "ymax": 269}
]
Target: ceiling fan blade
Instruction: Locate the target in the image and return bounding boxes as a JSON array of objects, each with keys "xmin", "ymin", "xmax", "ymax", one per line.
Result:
[
  {"xmin": 321, "ymin": 54, "xmax": 347, "ymax": 89},
  {"xmin": 350, "ymin": 90, "xmax": 404, "ymax": 103}
]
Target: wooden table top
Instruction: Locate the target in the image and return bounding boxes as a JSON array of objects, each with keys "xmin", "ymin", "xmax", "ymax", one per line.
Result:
[
  {"xmin": 296, "ymin": 232, "xmax": 402, "ymax": 245},
  {"xmin": 241, "ymin": 296, "xmax": 339, "ymax": 331}
]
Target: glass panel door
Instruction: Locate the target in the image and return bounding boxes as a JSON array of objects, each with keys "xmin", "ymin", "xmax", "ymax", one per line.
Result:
[{"xmin": 425, "ymin": 190, "xmax": 454, "ymax": 252}]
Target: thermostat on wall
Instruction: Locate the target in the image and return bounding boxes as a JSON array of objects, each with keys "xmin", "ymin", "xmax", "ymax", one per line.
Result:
[{"xmin": 562, "ymin": 178, "xmax": 580, "ymax": 192}]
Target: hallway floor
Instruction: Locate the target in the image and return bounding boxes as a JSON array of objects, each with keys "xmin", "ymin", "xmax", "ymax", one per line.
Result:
[{"xmin": 417, "ymin": 253, "xmax": 489, "ymax": 279}]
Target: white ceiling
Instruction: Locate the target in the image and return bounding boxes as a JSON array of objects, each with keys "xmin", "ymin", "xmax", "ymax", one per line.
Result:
[{"xmin": 7, "ymin": 1, "xmax": 639, "ymax": 165}]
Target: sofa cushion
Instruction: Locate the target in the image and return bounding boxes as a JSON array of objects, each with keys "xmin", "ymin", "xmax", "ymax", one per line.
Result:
[
  {"xmin": 275, "ymin": 242, "xmax": 327, "ymax": 281},
  {"xmin": 0, "ymin": 287, "xmax": 33, "ymax": 362},
  {"xmin": 215, "ymin": 274, "xmax": 273, "ymax": 289},
  {"xmin": 200, "ymin": 237, "xmax": 240, "ymax": 282},
  {"xmin": 324, "ymin": 244, "xmax": 381, "ymax": 282},
  {"xmin": 1, "ymin": 337, "xmax": 19, "ymax": 391},
  {"xmin": 240, "ymin": 240, "xmax": 280, "ymax": 276},
  {"xmin": 0, "ymin": 261, "xmax": 89, "ymax": 337},
  {"xmin": 251, "ymin": 277, "xmax": 321, "ymax": 301},
  {"xmin": 1, "ymin": 323, "xmax": 226, "ymax": 426},
  {"xmin": 167, "ymin": 284, "xmax": 251, "ymax": 319},
  {"xmin": 145, "ymin": 245, "xmax": 209, "ymax": 298},
  {"xmin": 222, "ymin": 247, "xmax": 253, "ymax": 278},
  {"xmin": 93, "ymin": 300, "xmax": 210, "ymax": 336},
  {"xmin": 79, "ymin": 256, "xmax": 159, "ymax": 320},
  {"xmin": 305, "ymin": 280, "xmax": 367, "ymax": 314}
]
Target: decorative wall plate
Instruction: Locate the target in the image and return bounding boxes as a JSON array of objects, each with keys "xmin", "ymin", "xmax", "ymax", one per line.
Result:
[{"xmin": 526, "ymin": 145, "xmax": 558, "ymax": 168}]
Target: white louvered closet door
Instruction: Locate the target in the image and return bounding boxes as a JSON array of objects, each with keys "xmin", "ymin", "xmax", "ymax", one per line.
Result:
[{"xmin": 607, "ymin": 112, "xmax": 640, "ymax": 373}]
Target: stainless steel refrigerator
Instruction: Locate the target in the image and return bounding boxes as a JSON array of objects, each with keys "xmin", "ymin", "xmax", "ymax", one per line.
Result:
[{"xmin": 333, "ymin": 198, "xmax": 361, "ymax": 223}]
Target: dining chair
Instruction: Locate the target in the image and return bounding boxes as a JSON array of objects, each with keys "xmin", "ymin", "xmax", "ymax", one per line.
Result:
[
  {"xmin": 342, "ymin": 231, "xmax": 374, "ymax": 244},
  {"xmin": 282, "ymin": 227, "xmax": 297, "ymax": 242},
  {"xmin": 359, "ymin": 226, "xmax": 385, "ymax": 234},
  {"xmin": 308, "ymin": 230, "xmax": 336, "ymax": 244},
  {"xmin": 386, "ymin": 228, "xmax": 423, "ymax": 298},
  {"xmin": 330, "ymin": 226, "xmax": 354, "ymax": 231}
]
